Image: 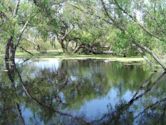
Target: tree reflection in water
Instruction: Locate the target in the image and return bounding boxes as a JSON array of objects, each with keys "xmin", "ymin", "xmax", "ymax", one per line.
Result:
[{"xmin": 0, "ymin": 58, "xmax": 166, "ymax": 125}]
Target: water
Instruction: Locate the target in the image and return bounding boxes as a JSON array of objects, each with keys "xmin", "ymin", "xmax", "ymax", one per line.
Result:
[{"xmin": 0, "ymin": 58, "xmax": 166, "ymax": 125}]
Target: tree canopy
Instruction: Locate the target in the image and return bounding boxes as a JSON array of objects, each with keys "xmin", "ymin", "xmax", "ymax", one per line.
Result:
[{"xmin": 1, "ymin": 0, "xmax": 166, "ymax": 67}]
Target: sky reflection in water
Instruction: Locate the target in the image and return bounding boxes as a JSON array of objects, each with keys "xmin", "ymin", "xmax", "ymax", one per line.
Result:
[{"xmin": 0, "ymin": 58, "xmax": 166, "ymax": 125}]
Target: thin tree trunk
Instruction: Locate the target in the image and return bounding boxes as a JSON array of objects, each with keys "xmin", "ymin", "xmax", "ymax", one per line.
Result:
[
  {"xmin": 5, "ymin": 36, "xmax": 16, "ymax": 61},
  {"xmin": 74, "ymin": 46, "xmax": 82, "ymax": 53},
  {"xmin": 59, "ymin": 40, "xmax": 67, "ymax": 53},
  {"xmin": 5, "ymin": 37, "xmax": 16, "ymax": 87}
]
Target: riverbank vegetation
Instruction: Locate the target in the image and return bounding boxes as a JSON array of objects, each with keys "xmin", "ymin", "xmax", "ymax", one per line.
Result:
[
  {"xmin": 1, "ymin": 1, "xmax": 166, "ymax": 124},
  {"xmin": 1, "ymin": 0, "xmax": 166, "ymax": 69}
]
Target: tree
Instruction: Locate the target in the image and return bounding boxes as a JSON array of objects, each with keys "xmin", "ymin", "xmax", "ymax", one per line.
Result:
[
  {"xmin": 100, "ymin": 0, "xmax": 166, "ymax": 70},
  {"xmin": 0, "ymin": 0, "xmax": 37, "ymax": 62}
]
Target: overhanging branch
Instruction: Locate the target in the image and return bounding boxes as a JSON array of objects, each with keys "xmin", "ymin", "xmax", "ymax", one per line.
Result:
[
  {"xmin": 133, "ymin": 41, "xmax": 166, "ymax": 70},
  {"xmin": 113, "ymin": 0, "xmax": 163, "ymax": 41}
]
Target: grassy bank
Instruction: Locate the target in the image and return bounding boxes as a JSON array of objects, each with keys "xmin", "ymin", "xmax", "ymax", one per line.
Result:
[
  {"xmin": 2, "ymin": 50, "xmax": 165, "ymax": 72},
  {"xmin": 12, "ymin": 50, "xmax": 145, "ymax": 63}
]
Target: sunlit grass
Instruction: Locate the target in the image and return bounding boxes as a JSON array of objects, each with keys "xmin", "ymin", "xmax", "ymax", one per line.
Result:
[{"xmin": 14, "ymin": 50, "xmax": 145, "ymax": 63}]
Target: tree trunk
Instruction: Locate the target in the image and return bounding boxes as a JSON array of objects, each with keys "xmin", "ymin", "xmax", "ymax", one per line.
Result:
[
  {"xmin": 5, "ymin": 36, "xmax": 16, "ymax": 62},
  {"xmin": 5, "ymin": 36, "xmax": 16, "ymax": 86},
  {"xmin": 59, "ymin": 40, "xmax": 67, "ymax": 53}
]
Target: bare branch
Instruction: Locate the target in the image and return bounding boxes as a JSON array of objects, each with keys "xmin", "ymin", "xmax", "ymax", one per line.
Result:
[
  {"xmin": 133, "ymin": 41, "xmax": 166, "ymax": 70},
  {"xmin": 19, "ymin": 46, "xmax": 33, "ymax": 56},
  {"xmin": 15, "ymin": 20, "xmax": 29, "ymax": 49},
  {"xmin": 13, "ymin": 0, "xmax": 20, "ymax": 17}
]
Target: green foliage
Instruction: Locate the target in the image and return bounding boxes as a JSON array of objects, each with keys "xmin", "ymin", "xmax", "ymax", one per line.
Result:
[{"xmin": 1, "ymin": 0, "xmax": 166, "ymax": 57}]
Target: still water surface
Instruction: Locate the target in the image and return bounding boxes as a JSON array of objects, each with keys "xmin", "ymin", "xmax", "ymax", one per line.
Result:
[{"xmin": 0, "ymin": 58, "xmax": 166, "ymax": 125}]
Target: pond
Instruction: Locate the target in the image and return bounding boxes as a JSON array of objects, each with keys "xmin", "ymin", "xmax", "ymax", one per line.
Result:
[{"xmin": 0, "ymin": 58, "xmax": 166, "ymax": 125}]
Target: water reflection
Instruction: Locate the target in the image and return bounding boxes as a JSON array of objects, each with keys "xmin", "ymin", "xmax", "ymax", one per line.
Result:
[{"xmin": 0, "ymin": 58, "xmax": 166, "ymax": 125}]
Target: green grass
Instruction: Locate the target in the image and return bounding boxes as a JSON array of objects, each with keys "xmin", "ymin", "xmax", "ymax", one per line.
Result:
[{"xmin": 14, "ymin": 50, "xmax": 145, "ymax": 63}]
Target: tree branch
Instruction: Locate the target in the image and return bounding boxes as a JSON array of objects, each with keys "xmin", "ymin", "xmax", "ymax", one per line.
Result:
[
  {"xmin": 113, "ymin": 0, "xmax": 163, "ymax": 41},
  {"xmin": 19, "ymin": 46, "xmax": 33, "ymax": 56},
  {"xmin": 15, "ymin": 20, "xmax": 29, "ymax": 49},
  {"xmin": 101, "ymin": 0, "xmax": 166, "ymax": 70},
  {"xmin": 69, "ymin": 3, "xmax": 114, "ymax": 26},
  {"xmin": 13, "ymin": 0, "xmax": 20, "ymax": 17},
  {"xmin": 133, "ymin": 41, "xmax": 166, "ymax": 70}
]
